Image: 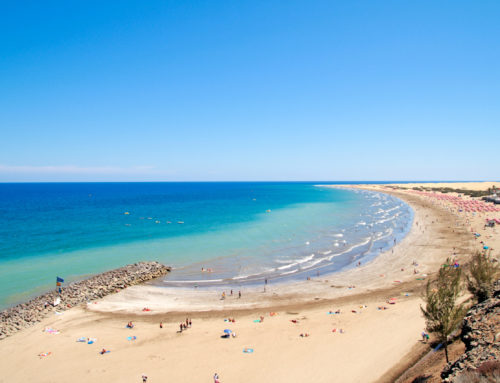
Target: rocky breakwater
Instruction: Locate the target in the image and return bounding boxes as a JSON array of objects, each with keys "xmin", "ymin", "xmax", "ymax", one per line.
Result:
[
  {"xmin": 442, "ymin": 280, "xmax": 500, "ymax": 381},
  {"xmin": 0, "ymin": 261, "xmax": 170, "ymax": 340}
]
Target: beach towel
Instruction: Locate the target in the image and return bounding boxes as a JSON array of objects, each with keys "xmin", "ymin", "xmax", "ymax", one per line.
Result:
[
  {"xmin": 243, "ymin": 348, "xmax": 254, "ymax": 353},
  {"xmin": 38, "ymin": 352, "xmax": 51, "ymax": 358},
  {"xmin": 100, "ymin": 350, "xmax": 111, "ymax": 354},
  {"xmin": 77, "ymin": 337, "xmax": 86, "ymax": 342},
  {"xmin": 88, "ymin": 338, "xmax": 96, "ymax": 344},
  {"xmin": 44, "ymin": 327, "xmax": 60, "ymax": 334},
  {"xmin": 127, "ymin": 336, "xmax": 137, "ymax": 341},
  {"xmin": 253, "ymin": 319, "xmax": 261, "ymax": 323}
]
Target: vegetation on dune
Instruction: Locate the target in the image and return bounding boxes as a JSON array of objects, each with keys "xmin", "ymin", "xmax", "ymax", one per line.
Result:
[
  {"xmin": 467, "ymin": 251, "xmax": 500, "ymax": 303},
  {"xmin": 408, "ymin": 186, "xmax": 494, "ymax": 197}
]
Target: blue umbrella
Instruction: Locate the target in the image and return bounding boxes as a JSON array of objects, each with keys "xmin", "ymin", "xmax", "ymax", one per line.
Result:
[{"xmin": 224, "ymin": 329, "xmax": 232, "ymax": 334}]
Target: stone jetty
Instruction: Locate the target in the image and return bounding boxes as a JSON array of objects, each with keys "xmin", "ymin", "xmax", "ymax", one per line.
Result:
[{"xmin": 0, "ymin": 261, "xmax": 170, "ymax": 340}]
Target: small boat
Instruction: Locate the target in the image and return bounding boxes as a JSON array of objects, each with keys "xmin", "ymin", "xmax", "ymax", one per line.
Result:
[{"xmin": 177, "ymin": 221, "xmax": 184, "ymax": 224}]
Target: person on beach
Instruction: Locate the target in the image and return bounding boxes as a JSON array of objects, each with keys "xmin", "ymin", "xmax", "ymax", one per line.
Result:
[
  {"xmin": 189, "ymin": 319, "xmax": 192, "ymax": 327},
  {"xmin": 179, "ymin": 323, "xmax": 183, "ymax": 332},
  {"xmin": 214, "ymin": 372, "xmax": 220, "ymax": 383},
  {"xmin": 142, "ymin": 374, "xmax": 148, "ymax": 382},
  {"xmin": 421, "ymin": 332, "xmax": 429, "ymax": 343},
  {"xmin": 238, "ymin": 291, "xmax": 241, "ymax": 299},
  {"xmin": 221, "ymin": 291, "xmax": 225, "ymax": 300},
  {"xmin": 127, "ymin": 321, "xmax": 134, "ymax": 329},
  {"xmin": 159, "ymin": 322, "xmax": 163, "ymax": 329}
]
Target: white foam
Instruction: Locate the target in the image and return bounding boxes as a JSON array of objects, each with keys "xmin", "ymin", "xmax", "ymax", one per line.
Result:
[
  {"xmin": 277, "ymin": 253, "xmax": 315, "ymax": 270},
  {"xmin": 280, "ymin": 269, "xmax": 299, "ymax": 276},
  {"xmin": 165, "ymin": 279, "xmax": 224, "ymax": 284}
]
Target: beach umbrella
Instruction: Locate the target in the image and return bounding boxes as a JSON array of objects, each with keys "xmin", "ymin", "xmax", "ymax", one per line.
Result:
[{"xmin": 224, "ymin": 329, "xmax": 232, "ymax": 334}]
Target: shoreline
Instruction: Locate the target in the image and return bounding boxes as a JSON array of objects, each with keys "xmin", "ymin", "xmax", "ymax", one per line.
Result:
[
  {"xmin": 155, "ymin": 186, "xmax": 413, "ymax": 289},
  {"xmin": 1, "ymin": 186, "xmax": 413, "ymax": 311},
  {"xmin": 86, "ymin": 186, "xmax": 465, "ymax": 315},
  {"xmin": 0, "ymin": 182, "xmax": 497, "ymax": 383}
]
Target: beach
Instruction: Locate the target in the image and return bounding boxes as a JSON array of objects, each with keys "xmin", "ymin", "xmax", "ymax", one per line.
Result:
[{"xmin": 0, "ymin": 182, "xmax": 498, "ymax": 383}]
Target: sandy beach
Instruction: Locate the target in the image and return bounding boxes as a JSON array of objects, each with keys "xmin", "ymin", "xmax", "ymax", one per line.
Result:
[{"xmin": 0, "ymin": 182, "xmax": 498, "ymax": 383}]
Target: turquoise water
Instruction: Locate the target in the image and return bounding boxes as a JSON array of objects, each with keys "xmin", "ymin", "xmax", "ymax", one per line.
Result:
[{"xmin": 0, "ymin": 182, "xmax": 413, "ymax": 308}]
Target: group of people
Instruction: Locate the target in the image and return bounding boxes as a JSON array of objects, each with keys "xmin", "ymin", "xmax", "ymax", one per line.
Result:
[
  {"xmin": 179, "ymin": 318, "xmax": 192, "ymax": 332},
  {"xmin": 221, "ymin": 290, "xmax": 242, "ymax": 300},
  {"xmin": 328, "ymin": 309, "xmax": 341, "ymax": 314}
]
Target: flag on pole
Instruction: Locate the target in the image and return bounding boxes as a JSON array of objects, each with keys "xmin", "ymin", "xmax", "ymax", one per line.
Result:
[{"xmin": 56, "ymin": 277, "xmax": 64, "ymax": 283}]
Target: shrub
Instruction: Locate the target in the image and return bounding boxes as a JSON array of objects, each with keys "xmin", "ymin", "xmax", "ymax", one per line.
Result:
[
  {"xmin": 421, "ymin": 259, "xmax": 467, "ymax": 363},
  {"xmin": 467, "ymin": 252, "xmax": 500, "ymax": 303}
]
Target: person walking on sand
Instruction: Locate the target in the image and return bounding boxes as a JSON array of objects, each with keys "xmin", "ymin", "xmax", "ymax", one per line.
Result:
[{"xmin": 238, "ymin": 290, "xmax": 241, "ymax": 299}]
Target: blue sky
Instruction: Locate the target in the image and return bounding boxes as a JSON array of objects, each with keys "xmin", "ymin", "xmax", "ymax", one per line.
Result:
[{"xmin": 1, "ymin": 0, "xmax": 499, "ymax": 181}]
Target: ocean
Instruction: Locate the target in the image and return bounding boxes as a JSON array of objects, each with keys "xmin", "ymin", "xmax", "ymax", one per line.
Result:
[{"xmin": 0, "ymin": 182, "xmax": 413, "ymax": 309}]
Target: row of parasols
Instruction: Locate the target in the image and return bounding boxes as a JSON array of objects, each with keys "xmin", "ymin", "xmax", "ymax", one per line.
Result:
[{"xmin": 410, "ymin": 191, "xmax": 500, "ymax": 213}]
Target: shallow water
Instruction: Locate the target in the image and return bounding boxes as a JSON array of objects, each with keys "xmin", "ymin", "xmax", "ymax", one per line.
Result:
[{"xmin": 0, "ymin": 182, "xmax": 412, "ymax": 308}]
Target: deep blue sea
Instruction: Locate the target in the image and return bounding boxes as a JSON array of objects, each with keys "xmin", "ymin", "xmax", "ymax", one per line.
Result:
[{"xmin": 0, "ymin": 182, "xmax": 413, "ymax": 309}]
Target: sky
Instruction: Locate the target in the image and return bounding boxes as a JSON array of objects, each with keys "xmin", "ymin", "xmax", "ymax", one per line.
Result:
[{"xmin": 1, "ymin": 0, "xmax": 499, "ymax": 182}]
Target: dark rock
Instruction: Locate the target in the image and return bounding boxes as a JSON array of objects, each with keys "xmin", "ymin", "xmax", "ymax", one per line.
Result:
[{"xmin": 441, "ymin": 279, "xmax": 500, "ymax": 381}]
